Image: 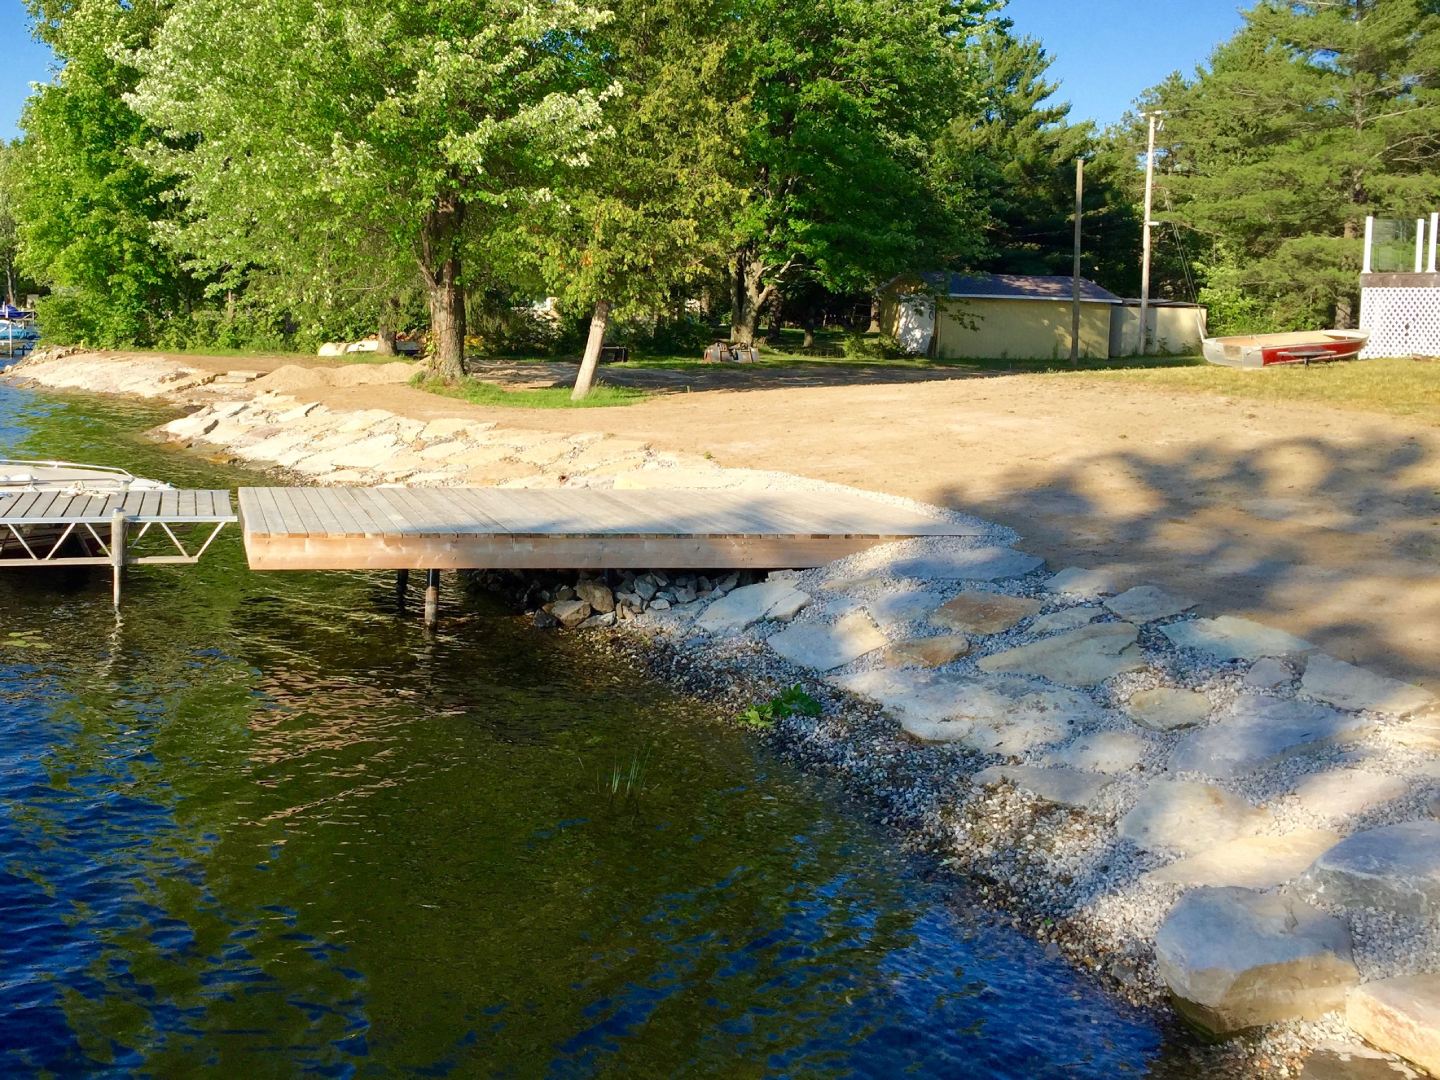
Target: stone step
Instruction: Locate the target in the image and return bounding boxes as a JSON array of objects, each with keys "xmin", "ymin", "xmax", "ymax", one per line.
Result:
[
  {"xmin": 1144, "ymin": 829, "xmax": 1340, "ymax": 889},
  {"xmin": 1120, "ymin": 780, "xmax": 1270, "ymax": 855},
  {"xmin": 1299, "ymin": 820, "xmax": 1440, "ymax": 917},
  {"xmin": 977, "ymin": 621, "xmax": 1147, "ymax": 688},
  {"xmin": 1348, "ymin": 975, "xmax": 1440, "ymax": 1078},
  {"xmin": 1155, "ymin": 886, "xmax": 1360, "ymax": 1035},
  {"xmin": 1170, "ymin": 695, "xmax": 1372, "ymax": 780},
  {"xmin": 973, "ymin": 764, "xmax": 1115, "ymax": 810}
]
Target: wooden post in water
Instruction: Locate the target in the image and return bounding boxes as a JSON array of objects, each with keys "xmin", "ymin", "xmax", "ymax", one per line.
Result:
[
  {"xmin": 395, "ymin": 569, "xmax": 410, "ymax": 609},
  {"xmin": 110, "ymin": 510, "xmax": 127, "ymax": 609},
  {"xmin": 424, "ymin": 569, "xmax": 440, "ymax": 627}
]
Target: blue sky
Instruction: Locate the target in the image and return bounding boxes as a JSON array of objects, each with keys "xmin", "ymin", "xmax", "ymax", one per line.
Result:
[
  {"xmin": 1002, "ymin": 0, "xmax": 1246, "ymax": 128},
  {"xmin": 1, "ymin": 0, "xmax": 1246, "ymax": 142}
]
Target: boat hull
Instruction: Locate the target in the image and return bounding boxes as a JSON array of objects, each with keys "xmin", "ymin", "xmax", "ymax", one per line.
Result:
[{"xmin": 1202, "ymin": 331, "xmax": 1369, "ymax": 369}]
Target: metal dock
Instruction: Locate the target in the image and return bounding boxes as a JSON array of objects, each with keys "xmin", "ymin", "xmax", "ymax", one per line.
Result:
[
  {"xmin": 238, "ymin": 486, "xmax": 970, "ymax": 572},
  {"xmin": 0, "ymin": 489, "xmax": 236, "ymax": 604}
]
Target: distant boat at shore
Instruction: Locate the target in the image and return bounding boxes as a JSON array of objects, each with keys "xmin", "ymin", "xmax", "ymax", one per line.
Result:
[
  {"xmin": 1201, "ymin": 330, "xmax": 1368, "ymax": 368},
  {"xmin": 0, "ymin": 459, "xmax": 171, "ymax": 560}
]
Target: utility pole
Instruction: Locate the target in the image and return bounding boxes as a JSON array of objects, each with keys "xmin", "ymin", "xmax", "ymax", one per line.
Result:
[
  {"xmin": 1071, "ymin": 157, "xmax": 1084, "ymax": 366},
  {"xmin": 1139, "ymin": 111, "xmax": 1159, "ymax": 356}
]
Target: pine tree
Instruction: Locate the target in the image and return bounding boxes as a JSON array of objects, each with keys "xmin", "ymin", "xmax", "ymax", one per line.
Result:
[{"xmin": 1155, "ymin": 0, "xmax": 1440, "ymax": 329}]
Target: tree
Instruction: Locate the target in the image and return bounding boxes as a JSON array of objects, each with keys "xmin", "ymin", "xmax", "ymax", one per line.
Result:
[
  {"xmin": 13, "ymin": 0, "xmax": 202, "ymax": 347},
  {"xmin": 720, "ymin": 0, "xmax": 998, "ymax": 345},
  {"xmin": 133, "ymin": 0, "xmax": 616, "ymax": 379},
  {"xmin": 540, "ymin": 0, "xmax": 742, "ymax": 398},
  {"xmin": 1149, "ymin": 0, "xmax": 1440, "ymax": 330},
  {"xmin": 934, "ymin": 25, "xmax": 1142, "ymax": 293},
  {"xmin": 0, "ymin": 143, "xmax": 20, "ymax": 304}
]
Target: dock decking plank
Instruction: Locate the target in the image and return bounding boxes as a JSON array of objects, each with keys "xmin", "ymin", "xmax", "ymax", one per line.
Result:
[{"xmin": 237, "ymin": 485, "xmax": 974, "ymax": 572}]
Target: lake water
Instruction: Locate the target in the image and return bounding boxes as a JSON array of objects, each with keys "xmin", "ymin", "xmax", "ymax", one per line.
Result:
[{"xmin": 0, "ymin": 382, "xmax": 1216, "ymax": 1076}]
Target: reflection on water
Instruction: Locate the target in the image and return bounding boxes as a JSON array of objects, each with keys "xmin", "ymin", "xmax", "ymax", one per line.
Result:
[{"xmin": 0, "ymin": 385, "xmax": 1208, "ymax": 1076}]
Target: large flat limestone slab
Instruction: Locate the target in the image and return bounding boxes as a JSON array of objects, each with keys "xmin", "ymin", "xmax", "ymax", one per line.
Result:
[
  {"xmin": 1170, "ymin": 695, "xmax": 1371, "ymax": 780},
  {"xmin": 1156, "ymin": 887, "xmax": 1359, "ymax": 1034},
  {"xmin": 887, "ymin": 546, "xmax": 1044, "ymax": 582},
  {"xmin": 831, "ymin": 669, "xmax": 1093, "ymax": 754},
  {"xmin": 1299, "ymin": 820, "xmax": 1440, "ymax": 917},
  {"xmin": 973, "ymin": 765, "xmax": 1114, "ymax": 810},
  {"xmin": 1127, "ymin": 687, "xmax": 1212, "ymax": 731},
  {"xmin": 978, "ymin": 622, "xmax": 1146, "ymax": 687},
  {"xmin": 1145, "ymin": 829, "xmax": 1340, "ymax": 889},
  {"xmin": 1162, "ymin": 616, "xmax": 1316, "ymax": 661},
  {"xmin": 1291, "ymin": 769, "xmax": 1409, "ymax": 822},
  {"xmin": 696, "ymin": 580, "xmax": 811, "ymax": 634},
  {"xmin": 1044, "ymin": 730, "xmax": 1149, "ymax": 773},
  {"xmin": 768, "ymin": 611, "xmax": 887, "ymax": 672},
  {"xmin": 1120, "ymin": 780, "xmax": 1270, "ymax": 855},
  {"xmin": 929, "ymin": 591, "xmax": 1041, "ymax": 635},
  {"xmin": 1347, "ymin": 975, "xmax": 1440, "ymax": 1077},
  {"xmin": 1104, "ymin": 585, "xmax": 1196, "ymax": 624},
  {"xmin": 1301, "ymin": 654, "xmax": 1436, "ymax": 717}
]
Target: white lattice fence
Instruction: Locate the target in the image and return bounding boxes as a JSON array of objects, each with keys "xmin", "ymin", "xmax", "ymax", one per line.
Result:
[{"xmin": 1359, "ymin": 287, "xmax": 1440, "ymax": 357}]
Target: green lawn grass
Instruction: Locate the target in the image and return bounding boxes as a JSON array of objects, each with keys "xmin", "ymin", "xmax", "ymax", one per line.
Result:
[
  {"xmin": 1061, "ymin": 356, "xmax": 1440, "ymax": 422},
  {"xmin": 410, "ymin": 373, "xmax": 649, "ymax": 409}
]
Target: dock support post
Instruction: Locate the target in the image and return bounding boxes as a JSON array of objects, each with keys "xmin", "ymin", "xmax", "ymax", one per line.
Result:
[
  {"xmin": 395, "ymin": 569, "xmax": 410, "ymax": 609},
  {"xmin": 424, "ymin": 569, "xmax": 440, "ymax": 628},
  {"xmin": 110, "ymin": 510, "xmax": 127, "ymax": 609}
]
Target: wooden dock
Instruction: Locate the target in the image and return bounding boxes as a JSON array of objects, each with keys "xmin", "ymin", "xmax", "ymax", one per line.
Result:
[
  {"xmin": 238, "ymin": 486, "xmax": 971, "ymax": 572},
  {"xmin": 0, "ymin": 488, "xmax": 236, "ymax": 604}
]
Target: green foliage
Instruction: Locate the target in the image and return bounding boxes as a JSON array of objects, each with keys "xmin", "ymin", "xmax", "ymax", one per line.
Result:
[
  {"xmin": 721, "ymin": 0, "xmax": 1002, "ymax": 340},
  {"xmin": 841, "ymin": 330, "xmax": 908, "ymax": 361},
  {"xmin": 12, "ymin": 0, "xmax": 203, "ymax": 347},
  {"xmin": 738, "ymin": 685, "xmax": 822, "ymax": 730},
  {"xmin": 409, "ymin": 372, "xmax": 648, "ymax": 409},
  {"xmin": 1141, "ymin": 0, "xmax": 1440, "ymax": 330}
]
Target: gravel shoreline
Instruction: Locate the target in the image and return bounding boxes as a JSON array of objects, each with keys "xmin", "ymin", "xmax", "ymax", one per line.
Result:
[{"xmin": 7, "ymin": 349, "xmax": 1438, "ymax": 1078}]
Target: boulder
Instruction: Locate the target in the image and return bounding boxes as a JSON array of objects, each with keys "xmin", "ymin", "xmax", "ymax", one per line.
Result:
[
  {"xmin": 1347, "ymin": 975, "xmax": 1440, "ymax": 1078},
  {"xmin": 928, "ymin": 590, "xmax": 1042, "ymax": 635},
  {"xmin": 575, "ymin": 579, "xmax": 616, "ymax": 614},
  {"xmin": 1104, "ymin": 585, "xmax": 1197, "ymax": 624},
  {"xmin": 1127, "ymin": 687, "xmax": 1212, "ymax": 731},
  {"xmin": 1170, "ymin": 695, "xmax": 1372, "ymax": 780},
  {"xmin": 1030, "ymin": 607, "xmax": 1103, "ymax": 634},
  {"xmin": 973, "ymin": 765, "xmax": 1114, "ymax": 810},
  {"xmin": 882, "ymin": 634, "xmax": 971, "ymax": 668},
  {"xmin": 1145, "ymin": 829, "xmax": 1340, "ymax": 889},
  {"xmin": 887, "ymin": 546, "xmax": 1044, "ymax": 582},
  {"xmin": 1155, "ymin": 887, "xmax": 1360, "ymax": 1034},
  {"xmin": 1301, "ymin": 654, "xmax": 1436, "ymax": 717},
  {"xmin": 548, "ymin": 599, "xmax": 591, "ymax": 629},
  {"xmin": 695, "ymin": 580, "xmax": 810, "ymax": 634},
  {"xmin": 1044, "ymin": 729, "xmax": 1149, "ymax": 773},
  {"xmin": 579, "ymin": 611, "xmax": 617, "ymax": 629},
  {"xmin": 768, "ymin": 611, "xmax": 887, "ymax": 672},
  {"xmin": 1046, "ymin": 566, "xmax": 1122, "ymax": 598},
  {"xmin": 1119, "ymin": 780, "xmax": 1270, "ymax": 855},
  {"xmin": 1161, "ymin": 616, "xmax": 1316, "ymax": 662},
  {"xmin": 978, "ymin": 622, "xmax": 1145, "ymax": 687},
  {"xmin": 1246, "ymin": 658, "xmax": 1296, "ymax": 690},
  {"xmin": 1299, "ymin": 820, "xmax": 1440, "ymax": 916},
  {"xmin": 1291, "ymin": 769, "xmax": 1409, "ymax": 821}
]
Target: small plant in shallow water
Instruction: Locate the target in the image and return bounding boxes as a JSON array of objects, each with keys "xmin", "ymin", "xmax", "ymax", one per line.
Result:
[
  {"xmin": 601, "ymin": 743, "xmax": 654, "ymax": 807},
  {"xmin": 738, "ymin": 685, "xmax": 822, "ymax": 729}
]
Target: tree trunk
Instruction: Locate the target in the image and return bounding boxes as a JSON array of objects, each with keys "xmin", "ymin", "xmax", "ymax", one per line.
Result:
[
  {"xmin": 1336, "ymin": 217, "xmax": 1360, "ymax": 329},
  {"xmin": 419, "ymin": 193, "xmax": 466, "ymax": 382},
  {"xmin": 375, "ymin": 299, "xmax": 398, "ymax": 356},
  {"xmin": 802, "ymin": 323, "xmax": 815, "ymax": 349},
  {"xmin": 572, "ymin": 298, "xmax": 611, "ymax": 401},
  {"xmin": 729, "ymin": 250, "xmax": 766, "ymax": 346},
  {"xmin": 867, "ymin": 295, "xmax": 880, "ymax": 334}
]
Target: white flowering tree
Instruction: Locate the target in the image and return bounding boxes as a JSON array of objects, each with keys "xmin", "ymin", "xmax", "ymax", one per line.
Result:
[{"xmin": 133, "ymin": 0, "xmax": 616, "ymax": 379}]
